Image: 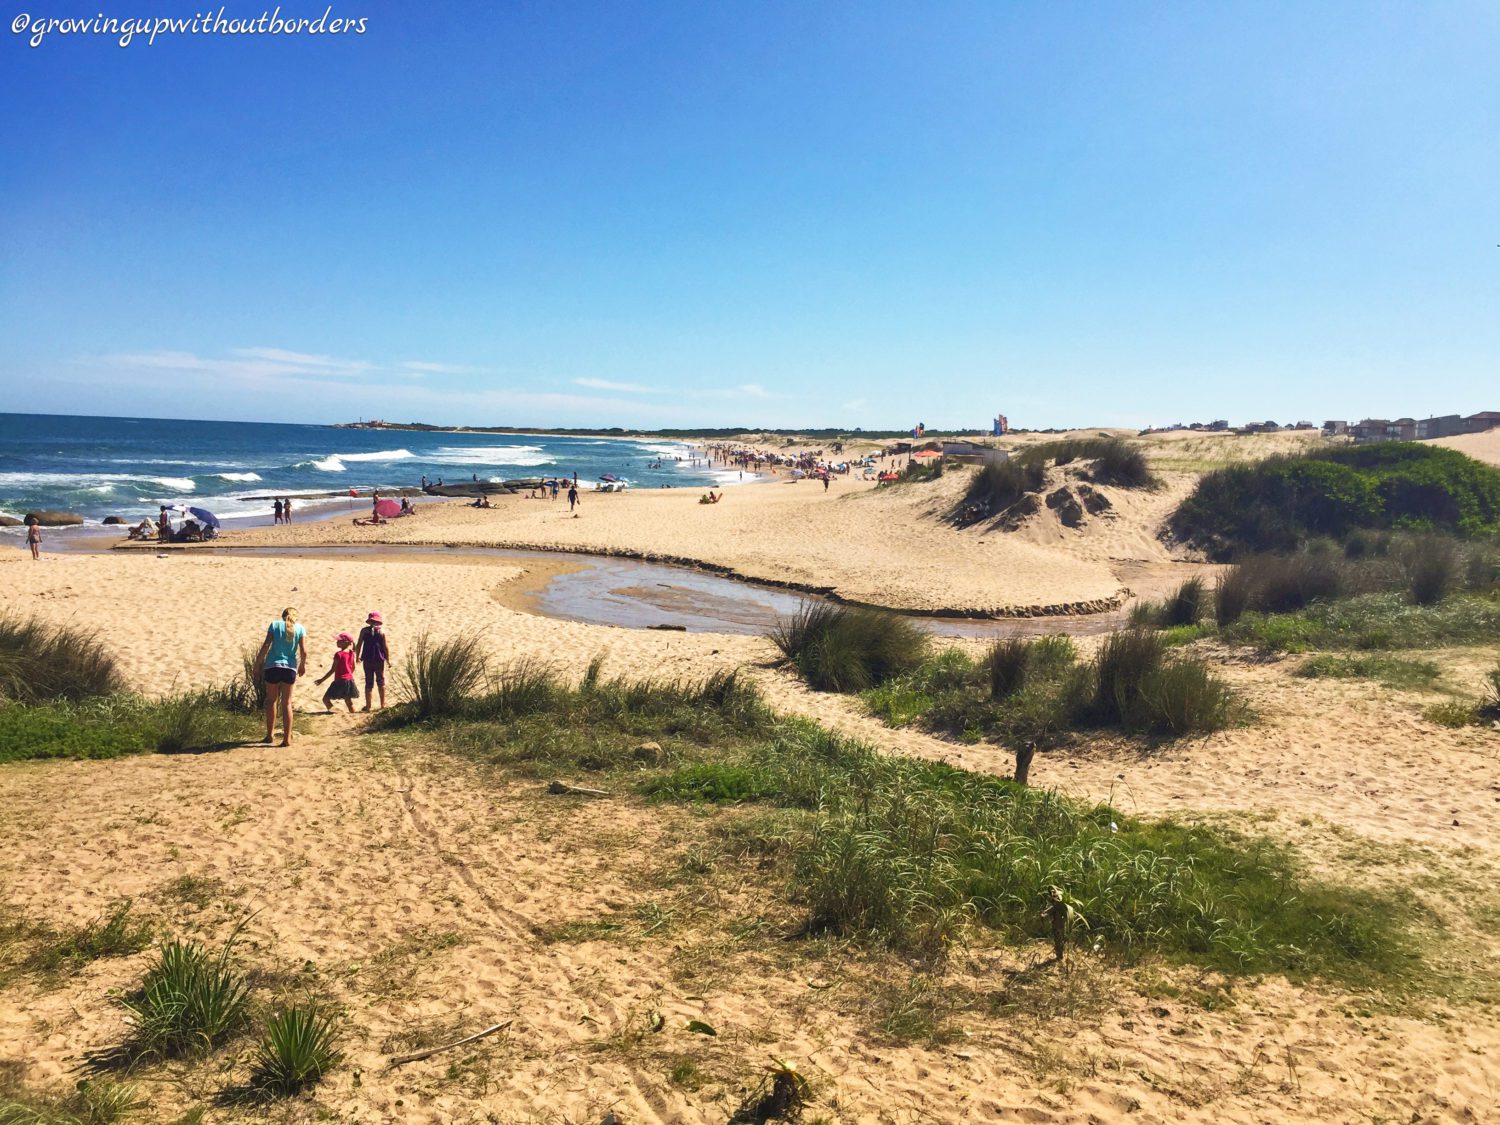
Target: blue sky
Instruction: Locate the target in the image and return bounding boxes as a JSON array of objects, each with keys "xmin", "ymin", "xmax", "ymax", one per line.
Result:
[{"xmin": 2, "ymin": 1, "xmax": 1496, "ymax": 429}]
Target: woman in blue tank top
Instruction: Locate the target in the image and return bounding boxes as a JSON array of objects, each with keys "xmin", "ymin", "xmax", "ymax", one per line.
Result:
[{"xmin": 256, "ymin": 606, "xmax": 307, "ymax": 746}]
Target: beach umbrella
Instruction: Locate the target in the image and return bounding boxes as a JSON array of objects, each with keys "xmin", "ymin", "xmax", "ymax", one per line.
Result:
[
  {"xmin": 911, "ymin": 450, "xmax": 943, "ymax": 461},
  {"xmin": 374, "ymin": 498, "xmax": 402, "ymax": 518},
  {"xmin": 187, "ymin": 506, "xmax": 220, "ymax": 528},
  {"xmin": 599, "ymin": 473, "xmax": 620, "ymax": 482}
]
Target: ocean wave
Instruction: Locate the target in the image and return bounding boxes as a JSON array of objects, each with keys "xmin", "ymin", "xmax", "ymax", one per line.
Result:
[
  {"xmin": 306, "ymin": 456, "xmax": 345, "ymax": 472},
  {"xmin": 335, "ymin": 449, "xmax": 416, "ymax": 462},
  {"xmin": 425, "ymin": 445, "xmax": 555, "ymax": 467},
  {"xmin": 215, "ymin": 472, "xmax": 262, "ymax": 482},
  {"xmin": 0, "ymin": 472, "xmax": 196, "ymax": 492},
  {"xmin": 638, "ymin": 443, "xmax": 694, "ymax": 458}
]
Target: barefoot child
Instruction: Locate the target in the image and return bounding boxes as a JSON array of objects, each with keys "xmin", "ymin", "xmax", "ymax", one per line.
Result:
[{"xmin": 315, "ymin": 632, "xmax": 359, "ymax": 713}]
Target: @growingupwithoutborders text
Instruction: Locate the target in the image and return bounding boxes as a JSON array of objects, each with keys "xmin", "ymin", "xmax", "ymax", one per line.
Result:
[{"xmin": 13, "ymin": 6, "xmax": 368, "ymax": 47}]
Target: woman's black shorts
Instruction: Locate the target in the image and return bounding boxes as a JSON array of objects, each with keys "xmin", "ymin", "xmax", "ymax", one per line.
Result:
[{"xmin": 264, "ymin": 666, "xmax": 297, "ymax": 685}]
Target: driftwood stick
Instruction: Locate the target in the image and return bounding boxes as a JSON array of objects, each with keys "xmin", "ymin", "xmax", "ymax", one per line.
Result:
[
  {"xmin": 547, "ymin": 780, "xmax": 611, "ymax": 797},
  {"xmin": 386, "ymin": 1020, "xmax": 513, "ymax": 1067}
]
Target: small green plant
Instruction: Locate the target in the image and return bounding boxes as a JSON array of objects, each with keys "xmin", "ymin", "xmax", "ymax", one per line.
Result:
[
  {"xmin": 24, "ymin": 901, "xmax": 151, "ymax": 976},
  {"xmin": 1294, "ymin": 654, "xmax": 1443, "ymax": 692},
  {"xmin": 1481, "ymin": 664, "xmax": 1500, "ymax": 720},
  {"xmin": 250, "ymin": 1005, "xmax": 341, "ymax": 1096},
  {"xmin": 396, "ymin": 632, "xmax": 488, "ymax": 718},
  {"xmin": 0, "ymin": 1080, "xmax": 145, "ymax": 1124},
  {"xmin": 1424, "ymin": 701, "xmax": 1479, "ymax": 728},
  {"xmin": 114, "ymin": 936, "xmax": 251, "ymax": 1061},
  {"xmin": 769, "ymin": 604, "xmax": 927, "ymax": 692}
]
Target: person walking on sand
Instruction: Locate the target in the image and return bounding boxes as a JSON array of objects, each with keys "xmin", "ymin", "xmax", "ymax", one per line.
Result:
[
  {"xmin": 273, "ymin": 498, "xmax": 283, "ymax": 525},
  {"xmin": 25, "ymin": 516, "xmax": 41, "ymax": 560},
  {"xmin": 315, "ymin": 632, "xmax": 360, "ymax": 713},
  {"xmin": 283, "ymin": 497, "xmax": 294, "ymax": 523},
  {"xmin": 356, "ymin": 611, "xmax": 391, "ymax": 711},
  {"xmin": 567, "ymin": 484, "xmax": 579, "ymax": 511},
  {"xmin": 256, "ymin": 606, "xmax": 307, "ymax": 747}
]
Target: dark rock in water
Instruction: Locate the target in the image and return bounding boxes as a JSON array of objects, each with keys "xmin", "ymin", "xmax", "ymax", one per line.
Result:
[
  {"xmin": 1077, "ymin": 484, "xmax": 1112, "ymax": 514},
  {"xmin": 1045, "ymin": 487, "xmax": 1085, "ymax": 528},
  {"xmin": 647, "ymin": 623, "xmax": 687, "ymax": 631},
  {"xmin": 102, "ymin": 516, "xmax": 125, "ymax": 525},
  {"xmin": 24, "ymin": 510, "xmax": 85, "ymax": 527},
  {"xmin": 0, "ymin": 516, "xmax": 20, "ymax": 527}
]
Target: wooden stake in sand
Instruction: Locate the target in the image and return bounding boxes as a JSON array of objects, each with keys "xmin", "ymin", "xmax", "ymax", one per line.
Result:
[
  {"xmin": 1013, "ymin": 741, "xmax": 1036, "ymax": 786},
  {"xmin": 1044, "ymin": 886, "xmax": 1068, "ymax": 961},
  {"xmin": 386, "ymin": 1020, "xmax": 513, "ymax": 1068}
]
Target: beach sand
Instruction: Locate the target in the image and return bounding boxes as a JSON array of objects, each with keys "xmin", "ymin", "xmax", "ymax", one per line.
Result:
[{"xmin": 3, "ymin": 436, "xmax": 1499, "ymax": 1122}]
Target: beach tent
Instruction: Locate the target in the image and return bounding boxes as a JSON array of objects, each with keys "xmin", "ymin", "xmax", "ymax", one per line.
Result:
[
  {"xmin": 168, "ymin": 504, "xmax": 221, "ymax": 528},
  {"xmin": 374, "ymin": 498, "xmax": 402, "ymax": 518},
  {"xmin": 910, "ymin": 450, "xmax": 943, "ymax": 461}
]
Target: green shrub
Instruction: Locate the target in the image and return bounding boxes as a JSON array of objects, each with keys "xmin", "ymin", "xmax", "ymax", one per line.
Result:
[
  {"xmin": 396, "ymin": 633, "xmax": 488, "ymax": 718},
  {"xmin": 769, "ymin": 604, "xmax": 927, "ymax": 692},
  {"xmin": 114, "ymin": 937, "xmax": 251, "ymax": 1062},
  {"xmin": 251, "ymin": 1005, "xmax": 341, "ymax": 1096},
  {"xmin": 1172, "ymin": 443, "xmax": 1500, "ymax": 558},
  {"xmin": 0, "ymin": 1080, "xmax": 144, "ymax": 1124},
  {"xmin": 0, "ymin": 614, "xmax": 123, "ymax": 704}
]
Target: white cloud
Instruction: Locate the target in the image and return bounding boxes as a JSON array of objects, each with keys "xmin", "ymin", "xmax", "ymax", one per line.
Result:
[
  {"xmin": 572, "ymin": 376, "xmax": 660, "ymax": 394},
  {"xmin": 688, "ymin": 382, "xmax": 781, "ymax": 401},
  {"xmin": 232, "ymin": 347, "xmax": 374, "ymax": 374},
  {"xmin": 401, "ymin": 360, "xmax": 475, "ymax": 375}
]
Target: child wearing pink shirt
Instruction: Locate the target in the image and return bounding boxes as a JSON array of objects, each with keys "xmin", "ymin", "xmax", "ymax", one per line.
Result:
[{"xmin": 315, "ymin": 633, "xmax": 359, "ymax": 713}]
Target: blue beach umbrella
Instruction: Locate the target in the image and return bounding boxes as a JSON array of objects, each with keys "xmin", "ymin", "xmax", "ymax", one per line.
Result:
[{"xmin": 169, "ymin": 504, "xmax": 221, "ymax": 528}]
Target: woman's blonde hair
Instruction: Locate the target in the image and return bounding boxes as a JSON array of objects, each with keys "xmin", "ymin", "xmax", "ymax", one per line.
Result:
[{"xmin": 281, "ymin": 607, "xmax": 298, "ymax": 625}]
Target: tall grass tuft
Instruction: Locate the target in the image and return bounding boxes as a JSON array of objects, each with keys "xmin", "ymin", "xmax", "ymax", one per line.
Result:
[
  {"xmin": 1016, "ymin": 438, "xmax": 1155, "ymax": 488},
  {"xmin": 396, "ymin": 632, "xmax": 488, "ymax": 718},
  {"xmin": 115, "ymin": 937, "xmax": 251, "ymax": 1061},
  {"xmin": 0, "ymin": 613, "xmax": 123, "ymax": 704},
  {"xmin": 985, "ymin": 638, "xmax": 1032, "ymax": 699},
  {"xmin": 1403, "ymin": 538, "xmax": 1458, "ymax": 605},
  {"xmin": 250, "ymin": 1005, "xmax": 341, "ymax": 1096},
  {"xmin": 961, "ymin": 459, "xmax": 1046, "ymax": 515},
  {"xmin": 770, "ymin": 604, "xmax": 927, "ymax": 692},
  {"xmin": 1132, "ymin": 577, "xmax": 1209, "ymax": 628}
]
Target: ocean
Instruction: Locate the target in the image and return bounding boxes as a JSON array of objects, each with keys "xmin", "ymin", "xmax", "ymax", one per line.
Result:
[{"xmin": 0, "ymin": 413, "xmax": 734, "ymax": 531}]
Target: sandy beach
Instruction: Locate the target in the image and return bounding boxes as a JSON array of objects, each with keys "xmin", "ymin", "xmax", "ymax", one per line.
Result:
[{"xmin": 4, "ymin": 431, "xmax": 1500, "ymax": 1122}]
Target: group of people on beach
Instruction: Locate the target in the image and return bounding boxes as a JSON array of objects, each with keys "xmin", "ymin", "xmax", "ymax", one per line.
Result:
[
  {"xmin": 272, "ymin": 498, "xmax": 295, "ymax": 524},
  {"xmin": 255, "ymin": 607, "xmax": 391, "ymax": 745}
]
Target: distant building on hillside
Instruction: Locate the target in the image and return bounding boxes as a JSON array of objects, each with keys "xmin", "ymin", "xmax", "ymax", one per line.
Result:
[
  {"xmin": 942, "ymin": 441, "xmax": 1009, "ymax": 465},
  {"xmin": 1323, "ymin": 420, "xmax": 1348, "ymax": 436}
]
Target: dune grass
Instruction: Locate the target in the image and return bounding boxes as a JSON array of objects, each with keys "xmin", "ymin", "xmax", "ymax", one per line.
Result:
[
  {"xmin": 1294, "ymin": 654, "xmax": 1445, "ymax": 692},
  {"xmin": 104, "ymin": 937, "xmax": 252, "ymax": 1065},
  {"xmin": 380, "ymin": 647, "xmax": 1410, "ymax": 980},
  {"xmin": 1015, "ymin": 437, "xmax": 1156, "ymax": 488},
  {"xmin": 0, "ymin": 1081, "xmax": 145, "ymax": 1125},
  {"xmin": 1225, "ymin": 592, "xmax": 1500, "ymax": 653},
  {"xmin": 0, "ymin": 693, "xmax": 260, "ymax": 763},
  {"xmin": 865, "ymin": 631, "xmax": 1236, "ymax": 744},
  {"xmin": 643, "ymin": 721, "xmax": 1408, "ymax": 977},
  {"xmin": 769, "ymin": 604, "xmax": 928, "ymax": 692},
  {"xmin": 0, "ymin": 613, "xmax": 123, "ymax": 704}
]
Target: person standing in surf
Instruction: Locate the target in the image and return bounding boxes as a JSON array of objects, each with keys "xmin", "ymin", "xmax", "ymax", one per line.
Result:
[{"xmin": 25, "ymin": 516, "xmax": 41, "ymax": 560}]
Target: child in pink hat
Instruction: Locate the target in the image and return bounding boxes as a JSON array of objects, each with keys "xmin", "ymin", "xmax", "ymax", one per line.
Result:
[{"xmin": 315, "ymin": 632, "xmax": 359, "ymax": 713}]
